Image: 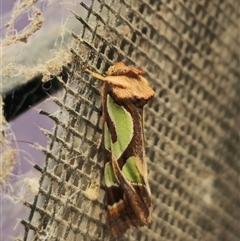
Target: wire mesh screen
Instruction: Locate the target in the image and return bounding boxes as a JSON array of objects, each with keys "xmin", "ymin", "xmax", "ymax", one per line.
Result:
[{"xmin": 20, "ymin": 0, "xmax": 239, "ymax": 241}]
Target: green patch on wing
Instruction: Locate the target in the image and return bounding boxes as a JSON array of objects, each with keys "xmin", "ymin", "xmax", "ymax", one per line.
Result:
[
  {"xmin": 122, "ymin": 156, "xmax": 144, "ymax": 184},
  {"xmin": 105, "ymin": 162, "xmax": 119, "ymax": 187},
  {"xmin": 107, "ymin": 95, "xmax": 133, "ymax": 159}
]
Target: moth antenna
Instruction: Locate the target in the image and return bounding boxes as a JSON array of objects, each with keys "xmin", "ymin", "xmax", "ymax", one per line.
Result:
[{"xmin": 84, "ymin": 68, "xmax": 107, "ymax": 82}]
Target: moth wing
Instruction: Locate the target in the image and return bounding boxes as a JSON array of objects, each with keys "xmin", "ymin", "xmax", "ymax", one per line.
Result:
[{"xmin": 106, "ymin": 95, "xmax": 134, "ymax": 160}]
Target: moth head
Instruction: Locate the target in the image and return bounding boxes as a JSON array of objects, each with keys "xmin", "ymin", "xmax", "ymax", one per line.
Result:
[{"xmin": 106, "ymin": 62, "xmax": 126, "ymax": 76}]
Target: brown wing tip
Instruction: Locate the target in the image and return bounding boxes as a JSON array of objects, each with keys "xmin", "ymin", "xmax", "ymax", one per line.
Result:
[{"xmin": 107, "ymin": 200, "xmax": 151, "ymax": 237}]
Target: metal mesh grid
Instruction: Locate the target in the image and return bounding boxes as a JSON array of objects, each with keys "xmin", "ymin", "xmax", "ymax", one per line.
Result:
[{"xmin": 20, "ymin": 0, "xmax": 239, "ymax": 241}]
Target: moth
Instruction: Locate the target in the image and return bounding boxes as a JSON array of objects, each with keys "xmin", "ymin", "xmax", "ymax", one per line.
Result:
[{"xmin": 82, "ymin": 62, "xmax": 155, "ymax": 237}]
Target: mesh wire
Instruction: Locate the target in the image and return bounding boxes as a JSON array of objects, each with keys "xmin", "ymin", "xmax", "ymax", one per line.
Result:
[{"xmin": 20, "ymin": 0, "xmax": 239, "ymax": 241}]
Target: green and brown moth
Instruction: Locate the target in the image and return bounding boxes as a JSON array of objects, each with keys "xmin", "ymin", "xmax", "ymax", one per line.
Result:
[{"xmin": 82, "ymin": 62, "xmax": 155, "ymax": 237}]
